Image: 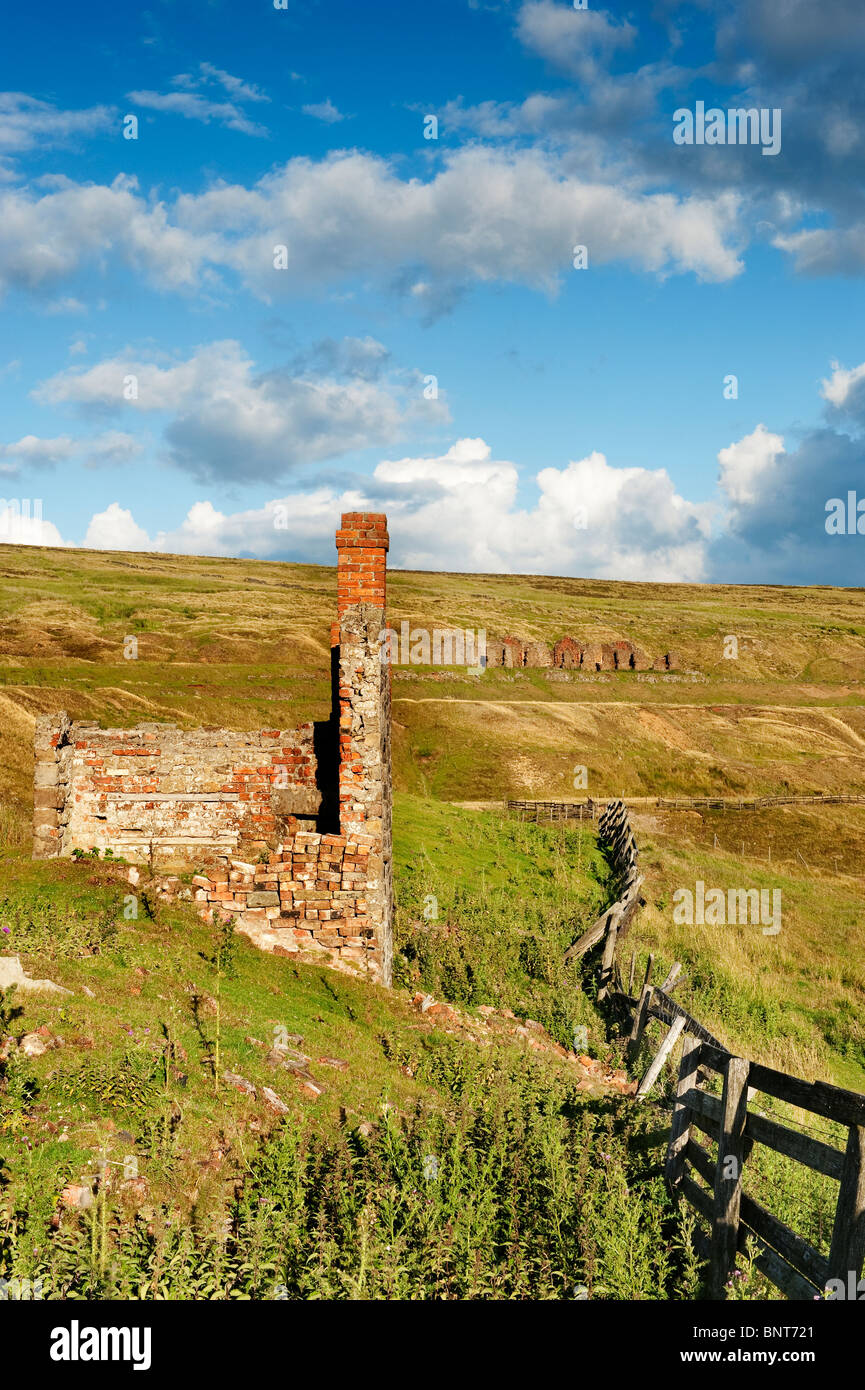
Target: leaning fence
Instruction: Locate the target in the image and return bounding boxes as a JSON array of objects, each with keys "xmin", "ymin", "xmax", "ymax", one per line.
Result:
[{"xmin": 540, "ymin": 795, "xmax": 865, "ymax": 1301}]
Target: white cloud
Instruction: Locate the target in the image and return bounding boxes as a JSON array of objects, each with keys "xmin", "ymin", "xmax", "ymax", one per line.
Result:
[
  {"xmin": 0, "ymin": 434, "xmax": 77, "ymax": 469},
  {"xmin": 194, "ymin": 65, "xmax": 269, "ymax": 104},
  {"xmin": 0, "ymin": 502, "xmax": 72, "ymax": 547},
  {"xmin": 127, "ymin": 64, "xmax": 270, "ymax": 137},
  {"xmin": 0, "ymin": 430, "xmax": 142, "ymax": 472},
  {"xmin": 516, "ymin": 2, "xmax": 637, "ymax": 79},
  {"xmin": 84, "ymin": 502, "xmax": 153, "ymax": 552},
  {"xmin": 773, "ymin": 224, "xmax": 865, "ymax": 277},
  {"xmin": 0, "ymin": 174, "xmax": 215, "ymax": 296},
  {"xmin": 302, "ymin": 99, "xmax": 349, "ymax": 124},
  {"xmin": 43, "ymin": 296, "xmax": 87, "ymax": 316},
  {"xmin": 82, "ymin": 431, "xmax": 144, "ymax": 468},
  {"xmin": 0, "ymin": 93, "xmax": 115, "ymax": 156},
  {"xmin": 34, "ymin": 339, "xmax": 448, "ymax": 483},
  {"xmin": 127, "ymin": 90, "xmax": 268, "ymax": 137},
  {"xmin": 210, "ymin": 148, "xmax": 744, "ymax": 295},
  {"xmin": 376, "ymin": 440, "xmax": 710, "ymax": 580},
  {"xmin": 0, "ymin": 147, "xmax": 744, "ymax": 304},
  {"xmin": 717, "ymin": 423, "xmax": 785, "ymax": 505},
  {"xmin": 81, "ymin": 437, "xmax": 712, "ymax": 581},
  {"xmin": 821, "ymin": 357, "xmax": 865, "ymax": 415}
]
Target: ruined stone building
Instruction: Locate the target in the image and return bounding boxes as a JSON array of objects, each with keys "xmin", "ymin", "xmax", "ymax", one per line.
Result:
[
  {"xmin": 486, "ymin": 635, "xmax": 680, "ymax": 672},
  {"xmin": 33, "ymin": 514, "xmax": 394, "ymax": 984}
]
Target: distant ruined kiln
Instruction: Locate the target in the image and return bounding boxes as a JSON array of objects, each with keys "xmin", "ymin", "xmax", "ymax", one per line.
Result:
[
  {"xmin": 484, "ymin": 635, "xmax": 680, "ymax": 672},
  {"xmin": 33, "ymin": 514, "xmax": 395, "ymax": 985}
]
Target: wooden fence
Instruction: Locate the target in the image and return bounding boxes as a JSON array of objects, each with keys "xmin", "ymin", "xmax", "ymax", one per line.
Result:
[
  {"xmin": 563, "ymin": 799, "xmax": 643, "ymax": 1001},
  {"xmin": 507, "ymin": 793, "xmax": 865, "ymax": 820},
  {"xmin": 572, "ymin": 798, "xmax": 865, "ymax": 1301},
  {"xmin": 507, "ymin": 798, "xmax": 600, "ymax": 821},
  {"xmin": 664, "ymin": 1039, "xmax": 865, "ymax": 1299},
  {"xmin": 650, "ymin": 793, "xmax": 865, "ymax": 811}
]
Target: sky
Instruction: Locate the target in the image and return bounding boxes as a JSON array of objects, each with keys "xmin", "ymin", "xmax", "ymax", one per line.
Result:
[{"xmin": 1, "ymin": 0, "xmax": 865, "ymax": 584}]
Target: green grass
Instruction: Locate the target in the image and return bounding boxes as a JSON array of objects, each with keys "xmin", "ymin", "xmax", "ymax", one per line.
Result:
[
  {"xmin": 0, "ymin": 808, "xmax": 707, "ymax": 1301},
  {"xmin": 621, "ymin": 811, "xmax": 865, "ymax": 1090},
  {"xmin": 393, "ymin": 795, "xmax": 612, "ymax": 1051},
  {"xmin": 1, "ymin": 540, "xmax": 864, "ymax": 1300}
]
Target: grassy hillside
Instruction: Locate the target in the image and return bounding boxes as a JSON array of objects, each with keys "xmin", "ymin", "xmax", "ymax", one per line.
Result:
[
  {"xmin": 619, "ymin": 806, "xmax": 865, "ymax": 1091},
  {"xmin": 1, "ymin": 542, "xmax": 865, "ymax": 836},
  {"xmin": 0, "ymin": 540, "xmax": 863, "ymax": 1301},
  {"xmin": 0, "ymin": 800, "xmax": 706, "ymax": 1301}
]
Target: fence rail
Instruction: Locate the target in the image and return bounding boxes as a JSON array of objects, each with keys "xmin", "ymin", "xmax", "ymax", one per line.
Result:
[
  {"xmin": 576, "ymin": 797, "xmax": 865, "ymax": 1301},
  {"xmin": 507, "ymin": 793, "xmax": 865, "ymax": 820}
]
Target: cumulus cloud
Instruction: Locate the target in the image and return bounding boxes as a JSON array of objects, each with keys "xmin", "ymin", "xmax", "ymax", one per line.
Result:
[
  {"xmin": 34, "ymin": 339, "xmax": 448, "ymax": 483},
  {"xmin": 212, "ymin": 147, "xmax": 743, "ymax": 294},
  {"xmin": 0, "ymin": 434, "xmax": 77, "ymax": 470},
  {"xmin": 376, "ymin": 439, "xmax": 711, "ymax": 580},
  {"xmin": 717, "ymin": 423, "xmax": 785, "ymax": 505},
  {"xmin": 66, "ymin": 357, "xmax": 865, "ymax": 584},
  {"xmin": 76, "ymin": 437, "xmax": 712, "ymax": 580},
  {"xmin": 84, "ymin": 502, "xmax": 153, "ymax": 552},
  {"xmin": 0, "ymin": 174, "xmax": 216, "ymax": 297},
  {"xmin": 516, "ymin": 2, "xmax": 637, "ymax": 80},
  {"xmin": 772, "ymin": 226, "xmax": 865, "ymax": 277},
  {"xmin": 0, "ymin": 501, "xmax": 71, "ymax": 547},
  {"xmin": 710, "ymin": 363, "xmax": 865, "ymax": 583},
  {"xmin": 821, "ymin": 359, "xmax": 865, "ymax": 420},
  {"xmin": 0, "ymin": 147, "xmax": 745, "ymax": 305}
]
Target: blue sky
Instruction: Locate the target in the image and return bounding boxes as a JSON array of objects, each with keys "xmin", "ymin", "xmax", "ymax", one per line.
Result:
[{"xmin": 1, "ymin": 0, "xmax": 865, "ymax": 583}]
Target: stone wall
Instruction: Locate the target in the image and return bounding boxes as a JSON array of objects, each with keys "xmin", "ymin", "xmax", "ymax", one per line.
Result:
[{"xmin": 34, "ymin": 511, "xmax": 394, "ymax": 985}]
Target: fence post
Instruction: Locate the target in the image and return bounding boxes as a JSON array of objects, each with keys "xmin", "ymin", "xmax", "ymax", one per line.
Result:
[
  {"xmin": 597, "ymin": 910, "xmax": 621, "ymax": 1002},
  {"xmin": 665, "ymin": 1034, "xmax": 702, "ymax": 1191},
  {"xmin": 627, "ymin": 983, "xmax": 653, "ymax": 1064},
  {"xmin": 828, "ymin": 1124, "xmax": 865, "ymax": 1285},
  {"xmin": 710, "ymin": 1054, "xmax": 750, "ymax": 1298},
  {"xmin": 636, "ymin": 1012, "xmax": 687, "ymax": 1100}
]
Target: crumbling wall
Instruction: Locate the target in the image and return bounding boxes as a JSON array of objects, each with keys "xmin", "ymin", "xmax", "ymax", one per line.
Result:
[
  {"xmin": 193, "ymin": 831, "xmax": 379, "ymax": 975},
  {"xmin": 34, "ymin": 717, "xmax": 326, "ymax": 867},
  {"xmin": 34, "ymin": 510, "xmax": 394, "ymax": 985}
]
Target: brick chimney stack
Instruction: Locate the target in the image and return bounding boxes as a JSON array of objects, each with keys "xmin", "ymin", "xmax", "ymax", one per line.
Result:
[{"xmin": 335, "ymin": 512, "xmax": 389, "ymax": 617}]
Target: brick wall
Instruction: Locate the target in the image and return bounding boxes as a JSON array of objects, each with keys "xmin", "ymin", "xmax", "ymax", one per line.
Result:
[
  {"xmin": 33, "ymin": 717, "xmax": 326, "ymax": 867},
  {"xmin": 34, "ymin": 511, "xmax": 395, "ymax": 985}
]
